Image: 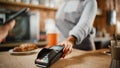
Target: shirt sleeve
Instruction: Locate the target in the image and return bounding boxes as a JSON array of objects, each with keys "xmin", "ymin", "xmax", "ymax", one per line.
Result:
[{"xmin": 69, "ymin": 0, "xmax": 97, "ymax": 45}]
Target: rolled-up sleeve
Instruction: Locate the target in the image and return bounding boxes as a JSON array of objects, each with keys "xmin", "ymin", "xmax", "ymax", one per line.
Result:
[{"xmin": 69, "ymin": 0, "xmax": 97, "ymax": 45}]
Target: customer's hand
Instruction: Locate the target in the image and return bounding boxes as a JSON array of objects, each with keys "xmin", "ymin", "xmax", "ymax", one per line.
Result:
[
  {"xmin": 0, "ymin": 20, "xmax": 15, "ymax": 42},
  {"xmin": 59, "ymin": 35, "xmax": 76, "ymax": 58}
]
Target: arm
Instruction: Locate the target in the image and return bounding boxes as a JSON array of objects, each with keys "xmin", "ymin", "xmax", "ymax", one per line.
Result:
[
  {"xmin": 60, "ymin": 0, "xmax": 97, "ymax": 58},
  {"xmin": 0, "ymin": 20, "xmax": 15, "ymax": 42},
  {"xmin": 69, "ymin": 0, "xmax": 97, "ymax": 45}
]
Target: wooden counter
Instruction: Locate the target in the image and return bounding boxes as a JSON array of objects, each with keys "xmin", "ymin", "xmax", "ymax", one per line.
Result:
[{"xmin": 0, "ymin": 48, "xmax": 111, "ymax": 68}]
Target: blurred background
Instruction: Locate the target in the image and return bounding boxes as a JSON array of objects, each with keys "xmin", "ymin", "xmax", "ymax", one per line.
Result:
[{"xmin": 0, "ymin": 0, "xmax": 120, "ymax": 49}]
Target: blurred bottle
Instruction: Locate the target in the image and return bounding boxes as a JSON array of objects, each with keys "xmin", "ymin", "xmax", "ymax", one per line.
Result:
[{"xmin": 45, "ymin": 18, "xmax": 58, "ymax": 48}]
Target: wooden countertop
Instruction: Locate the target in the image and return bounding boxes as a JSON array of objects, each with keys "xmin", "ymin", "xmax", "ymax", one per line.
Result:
[{"xmin": 0, "ymin": 48, "xmax": 111, "ymax": 68}]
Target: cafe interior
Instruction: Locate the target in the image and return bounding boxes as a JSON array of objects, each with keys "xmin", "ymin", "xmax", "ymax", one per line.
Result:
[{"xmin": 0, "ymin": 0, "xmax": 120, "ymax": 68}]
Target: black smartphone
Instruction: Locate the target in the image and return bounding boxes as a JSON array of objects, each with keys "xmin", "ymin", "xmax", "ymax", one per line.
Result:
[{"xmin": 0, "ymin": 8, "xmax": 29, "ymax": 25}]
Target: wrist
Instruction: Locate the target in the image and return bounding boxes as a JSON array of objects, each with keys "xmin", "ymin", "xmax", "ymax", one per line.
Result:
[{"xmin": 67, "ymin": 35, "xmax": 76, "ymax": 46}]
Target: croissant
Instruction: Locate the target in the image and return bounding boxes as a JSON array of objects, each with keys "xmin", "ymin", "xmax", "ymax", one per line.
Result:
[{"xmin": 13, "ymin": 43, "xmax": 38, "ymax": 52}]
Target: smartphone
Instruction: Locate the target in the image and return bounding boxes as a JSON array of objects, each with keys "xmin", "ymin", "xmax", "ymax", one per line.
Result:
[{"xmin": 0, "ymin": 8, "xmax": 29, "ymax": 25}]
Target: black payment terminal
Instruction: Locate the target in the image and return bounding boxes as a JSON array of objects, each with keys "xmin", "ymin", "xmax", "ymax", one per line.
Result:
[{"xmin": 35, "ymin": 45, "xmax": 64, "ymax": 68}]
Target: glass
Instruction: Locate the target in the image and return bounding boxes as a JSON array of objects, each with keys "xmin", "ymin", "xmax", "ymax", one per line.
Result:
[
  {"xmin": 110, "ymin": 40, "xmax": 120, "ymax": 68},
  {"xmin": 45, "ymin": 18, "xmax": 58, "ymax": 48},
  {"xmin": 111, "ymin": 40, "xmax": 120, "ymax": 46},
  {"xmin": 46, "ymin": 33, "xmax": 58, "ymax": 48}
]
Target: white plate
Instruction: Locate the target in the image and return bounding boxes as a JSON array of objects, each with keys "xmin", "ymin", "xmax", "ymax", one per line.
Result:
[{"xmin": 9, "ymin": 49, "xmax": 38, "ymax": 55}]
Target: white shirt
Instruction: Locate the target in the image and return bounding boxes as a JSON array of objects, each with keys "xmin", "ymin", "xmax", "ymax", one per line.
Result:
[{"xmin": 56, "ymin": 0, "xmax": 97, "ymax": 50}]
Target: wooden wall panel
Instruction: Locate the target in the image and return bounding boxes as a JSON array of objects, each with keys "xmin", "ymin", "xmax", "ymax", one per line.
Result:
[{"xmin": 94, "ymin": 0, "xmax": 118, "ymax": 36}]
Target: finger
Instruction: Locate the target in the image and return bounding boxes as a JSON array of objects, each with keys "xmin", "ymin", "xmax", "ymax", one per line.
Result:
[
  {"xmin": 62, "ymin": 54, "xmax": 66, "ymax": 58},
  {"xmin": 59, "ymin": 42, "xmax": 71, "ymax": 58},
  {"xmin": 62, "ymin": 54, "xmax": 65, "ymax": 58},
  {"xmin": 63, "ymin": 43, "xmax": 69, "ymax": 53},
  {"xmin": 62, "ymin": 49, "xmax": 67, "ymax": 58},
  {"xmin": 62, "ymin": 42, "xmax": 73, "ymax": 54},
  {"xmin": 66, "ymin": 44, "xmax": 72, "ymax": 54},
  {"xmin": 64, "ymin": 43, "xmax": 69, "ymax": 52},
  {"xmin": 68, "ymin": 44, "xmax": 73, "ymax": 54},
  {"xmin": 59, "ymin": 43, "xmax": 66, "ymax": 52}
]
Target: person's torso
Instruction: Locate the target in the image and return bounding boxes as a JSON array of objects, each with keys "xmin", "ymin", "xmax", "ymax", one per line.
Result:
[{"xmin": 56, "ymin": 0, "xmax": 86, "ymax": 38}]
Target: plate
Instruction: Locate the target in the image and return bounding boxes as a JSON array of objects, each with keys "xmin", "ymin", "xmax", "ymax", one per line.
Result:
[{"xmin": 9, "ymin": 49, "xmax": 38, "ymax": 55}]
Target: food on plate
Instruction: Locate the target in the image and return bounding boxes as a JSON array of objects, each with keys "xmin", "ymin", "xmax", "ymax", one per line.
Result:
[{"xmin": 13, "ymin": 43, "xmax": 38, "ymax": 52}]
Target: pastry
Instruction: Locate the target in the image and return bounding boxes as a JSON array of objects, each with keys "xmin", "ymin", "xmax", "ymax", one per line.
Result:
[{"xmin": 13, "ymin": 43, "xmax": 38, "ymax": 52}]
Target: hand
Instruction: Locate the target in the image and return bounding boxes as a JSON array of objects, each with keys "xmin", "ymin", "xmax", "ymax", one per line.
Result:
[
  {"xmin": 59, "ymin": 35, "xmax": 76, "ymax": 58},
  {"xmin": 0, "ymin": 20, "xmax": 15, "ymax": 42}
]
